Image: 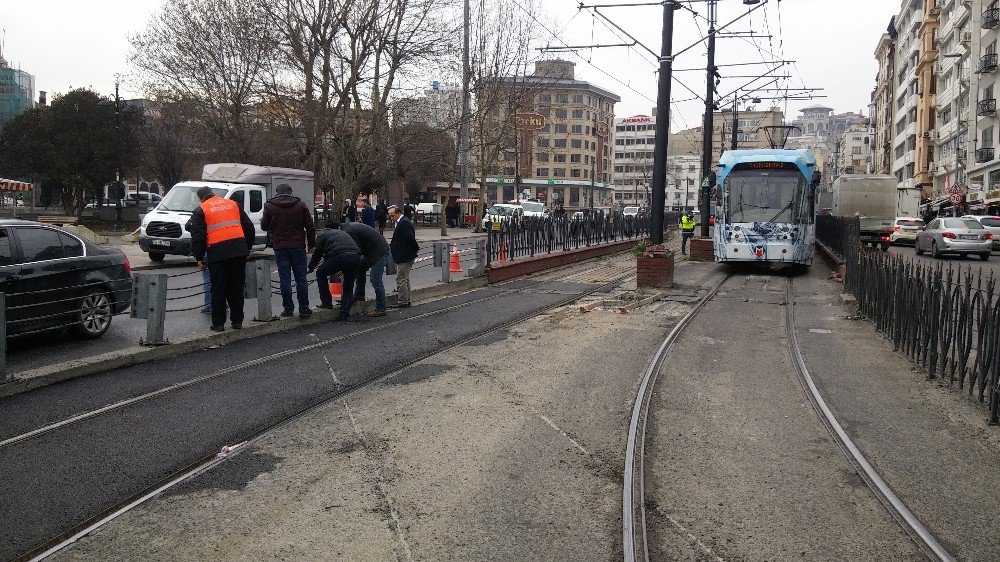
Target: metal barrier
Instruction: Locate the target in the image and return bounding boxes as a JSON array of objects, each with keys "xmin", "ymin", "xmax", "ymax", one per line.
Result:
[
  {"xmin": 485, "ymin": 214, "xmax": 674, "ymax": 265},
  {"xmin": 818, "ymin": 215, "xmax": 1000, "ymax": 424}
]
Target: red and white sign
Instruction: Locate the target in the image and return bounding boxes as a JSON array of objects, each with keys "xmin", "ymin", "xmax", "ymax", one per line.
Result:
[
  {"xmin": 949, "ymin": 184, "xmax": 964, "ymax": 195},
  {"xmin": 621, "ymin": 115, "xmax": 652, "ymax": 124},
  {"xmin": 950, "ymin": 193, "xmax": 963, "ymax": 204}
]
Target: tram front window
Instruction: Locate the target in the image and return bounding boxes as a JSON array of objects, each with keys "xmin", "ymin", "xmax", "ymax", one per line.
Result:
[{"xmin": 726, "ymin": 170, "xmax": 805, "ymax": 224}]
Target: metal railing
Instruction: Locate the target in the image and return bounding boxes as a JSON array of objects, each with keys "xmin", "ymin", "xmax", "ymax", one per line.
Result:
[
  {"xmin": 984, "ymin": 7, "xmax": 999, "ymax": 29},
  {"xmin": 485, "ymin": 212, "xmax": 677, "ymax": 265},
  {"xmin": 981, "ymin": 53, "xmax": 999, "ymax": 73},
  {"xmin": 977, "ymin": 147, "xmax": 996, "ymax": 164},
  {"xmin": 818, "ymin": 216, "xmax": 1000, "ymax": 423},
  {"xmin": 978, "ymin": 98, "xmax": 997, "ymax": 116}
]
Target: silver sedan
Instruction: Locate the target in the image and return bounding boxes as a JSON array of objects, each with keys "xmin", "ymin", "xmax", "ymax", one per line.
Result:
[{"xmin": 915, "ymin": 217, "xmax": 993, "ymax": 261}]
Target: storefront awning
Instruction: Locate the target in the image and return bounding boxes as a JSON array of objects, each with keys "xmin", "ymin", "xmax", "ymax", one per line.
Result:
[{"xmin": 0, "ymin": 179, "xmax": 32, "ymax": 192}]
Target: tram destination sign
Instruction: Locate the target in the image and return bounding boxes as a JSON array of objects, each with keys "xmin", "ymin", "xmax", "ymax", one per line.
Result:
[{"xmin": 732, "ymin": 161, "xmax": 800, "ymax": 171}]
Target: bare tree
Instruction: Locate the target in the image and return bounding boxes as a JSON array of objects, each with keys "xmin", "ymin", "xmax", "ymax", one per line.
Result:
[{"xmin": 131, "ymin": 0, "xmax": 278, "ymax": 161}]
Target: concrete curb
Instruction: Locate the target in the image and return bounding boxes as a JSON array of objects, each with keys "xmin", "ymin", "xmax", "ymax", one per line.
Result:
[
  {"xmin": 0, "ymin": 276, "xmax": 487, "ymax": 399},
  {"xmin": 486, "ymin": 239, "xmax": 640, "ymax": 283},
  {"xmin": 815, "ymin": 240, "xmax": 847, "ymax": 279}
]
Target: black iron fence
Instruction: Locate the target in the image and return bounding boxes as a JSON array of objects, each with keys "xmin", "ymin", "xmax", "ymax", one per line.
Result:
[
  {"xmin": 817, "ymin": 215, "xmax": 1000, "ymax": 423},
  {"xmin": 486, "ymin": 212, "xmax": 678, "ymax": 265}
]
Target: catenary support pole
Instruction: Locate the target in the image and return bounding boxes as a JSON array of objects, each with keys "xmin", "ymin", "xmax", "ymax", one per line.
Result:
[
  {"xmin": 650, "ymin": 2, "xmax": 679, "ymax": 245},
  {"xmin": 699, "ymin": 0, "xmax": 717, "ymax": 238}
]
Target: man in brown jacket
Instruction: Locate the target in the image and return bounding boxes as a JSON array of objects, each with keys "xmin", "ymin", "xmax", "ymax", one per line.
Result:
[{"xmin": 262, "ymin": 184, "xmax": 316, "ymax": 317}]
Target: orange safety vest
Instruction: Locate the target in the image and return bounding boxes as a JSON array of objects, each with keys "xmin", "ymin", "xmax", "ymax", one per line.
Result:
[{"xmin": 201, "ymin": 196, "xmax": 245, "ymax": 247}]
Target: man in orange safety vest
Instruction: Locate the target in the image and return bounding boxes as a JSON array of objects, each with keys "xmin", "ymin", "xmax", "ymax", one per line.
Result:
[{"xmin": 190, "ymin": 186, "xmax": 256, "ymax": 332}]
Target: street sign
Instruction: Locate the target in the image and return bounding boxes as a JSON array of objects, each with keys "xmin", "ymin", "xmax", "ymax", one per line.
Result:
[
  {"xmin": 547, "ymin": 178, "xmax": 556, "ymax": 185},
  {"xmin": 701, "ymin": 178, "xmax": 710, "ymax": 188},
  {"xmin": 497, "ymin": 177, "xmax": 505, "ymax": 184},
  {"xmin": 949, "ymin": 184, "xmax": 964, "ymax": 195},
  {"xmin": 950, "ymin": 193, "xmax": 962, "ymax": 204}
]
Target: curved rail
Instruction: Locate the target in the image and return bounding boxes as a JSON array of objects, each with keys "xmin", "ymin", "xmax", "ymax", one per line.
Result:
[
  {"xmin": 22, "ymin": 272, "xmax": 636, "ymax": 562},
  {"xmin": 784, "ymin": 277, "xmax": 954, "ymax": 562},
  {"xmin": 622, "ymin": 274, "xmax": 730, "ymax": 562}
]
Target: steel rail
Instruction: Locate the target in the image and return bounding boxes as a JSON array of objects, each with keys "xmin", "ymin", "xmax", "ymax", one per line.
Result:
[
  {"xmin": 22, "ymin": 271, "xmax": 637, "ymax": 562},
  {"xmin": 784, "ymin": 277, "xmax": 954, "ymax": 562},
  {"xmin": 2, "ymin": 256, "xmax": 630, "ymax": 451},
  {"xmin": 622, "ymin": 273, "xmax": 731, "ymax": 562}
]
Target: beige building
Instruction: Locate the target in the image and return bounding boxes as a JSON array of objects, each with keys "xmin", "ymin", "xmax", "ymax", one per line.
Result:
[
  {"xmin": 967, "ymin": 0, "xmax": 1000, "ymax": 214},
  {"xmin": 872, "ymin": 25, "xmax": 897, "ymax": 174},
  {"xmin": 712, "ymin": 107, "xmax": 786, "ymax": 160},
  {"xmin": 837, "ymin": 124, "xmax": 870, "ymax": 175},
  {"xmin": 481, "ymin": 59, "xmax": 619, "ymax": 210},
  {"xmin": 913, "ymin": 0, "xmax": 940, "ymax": 194}
]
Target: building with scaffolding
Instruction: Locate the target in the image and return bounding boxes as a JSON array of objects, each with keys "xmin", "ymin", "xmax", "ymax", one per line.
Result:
[{"xmin": 0, "ymin": 55, "xmax": 35, "ymax": 130}]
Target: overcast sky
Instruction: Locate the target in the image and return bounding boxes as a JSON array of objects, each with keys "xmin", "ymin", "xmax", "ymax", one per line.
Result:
[{"xmin": 2, "ymin": 0, "xmax": 900, "ymax": 129}]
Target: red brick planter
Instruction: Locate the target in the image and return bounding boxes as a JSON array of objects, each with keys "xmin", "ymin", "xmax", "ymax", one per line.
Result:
[
  {"xmin": 636, "ymin": 250, "xmax": 675, "ymax": 288},
  {"xmin": 688, "ymin": 237, "xmax": 715, "ymax": 262}
]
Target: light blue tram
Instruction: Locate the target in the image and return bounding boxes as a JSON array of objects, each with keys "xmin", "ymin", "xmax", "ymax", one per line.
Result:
[{"xmin": 713, "ymin": 148, "xmax": 821, "ymax": 266}]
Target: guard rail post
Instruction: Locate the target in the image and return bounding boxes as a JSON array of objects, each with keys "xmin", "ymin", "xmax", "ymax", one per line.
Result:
[
  {"xmin": 435, "ymin": 241, "xmax": 450, "ymax": 283},
  {"xmin": 250, "ymin": 258, "xmax": 276, "ymax": 322},
  {"xmin": 132, "ymin": 273, "xmax": 169, "ymax": 345},
  {"xmin": 0, "ymin": 293, "xmax": 6, "ymax": 380},
  {"xmin": 467, "ymin": 239, "xmax": 486, "ymax": 277}
]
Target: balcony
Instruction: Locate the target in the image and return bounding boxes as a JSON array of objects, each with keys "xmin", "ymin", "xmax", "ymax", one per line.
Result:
[
  {"xmin": 978, "ymin": 98, "xmax": 997, "ymax": 116},
  {"xmin": 981, "ymin": 53, "xmax": 999, "ymax": 73},
  {"xmin": 985, "ymin": 7, "xmax": 1000, "ymax": 29},
  {"xmin": 976, "ymin": 147, "xmax": 995, "ymax": 163}
]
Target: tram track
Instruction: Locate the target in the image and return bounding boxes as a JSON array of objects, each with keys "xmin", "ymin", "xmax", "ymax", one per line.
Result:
[
  {"xmin": 623, "ymin": 272, "xmax": 954, "ymax": 562},
  {"xmin": 13, "ymin": 266, "xmax": 635, "ymax": 562},
  {"xmin": 0, "ymin": 255, "xmax": 634, "ymax": 452}
]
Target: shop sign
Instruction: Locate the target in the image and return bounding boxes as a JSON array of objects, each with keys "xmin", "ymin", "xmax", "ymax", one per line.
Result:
[{"xmin": 513, "ymin": 113, "xmax": 546, "ymax": 130}]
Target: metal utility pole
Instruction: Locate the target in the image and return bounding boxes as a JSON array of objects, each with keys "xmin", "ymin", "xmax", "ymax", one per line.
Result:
[
  {"xmin": 731, "ymin": 100, "xmax": 739, "ymax": 150},
  {"xmin": 649, "ymin": 2, "xmax": 679, "ymax": 245},
  {"xmin": 590, "ymin": 161, "xmax": 596, "ymax": 209},
  {"xmin": 113, "ymin": 76, "xmax": 124, "ymax": 230},
  {"xmin": 458, "ymin": 0, "xmax": 471, "ymax": 200},
  {"xmin": 698, "ymin": 0, "xmax": 717, "ymax": 238}
]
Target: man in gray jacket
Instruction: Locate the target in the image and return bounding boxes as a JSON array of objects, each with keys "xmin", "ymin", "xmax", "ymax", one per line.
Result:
[
  {"xmin": 308, "ymin": 221, "xmax": 362, "ymax": 321},
  {"xmin": 341, "ymin": 221, "xmax": 391, "ymax": 317}
]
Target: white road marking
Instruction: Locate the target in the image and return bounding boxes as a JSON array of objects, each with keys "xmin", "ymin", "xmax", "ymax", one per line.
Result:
[
  {"xmin": 662, "ymin": 511, "xmax": 726, "ymax": 562},
  {"xmin": 537, "ymin": 413, "xmax": 589, "ymax": 456}
]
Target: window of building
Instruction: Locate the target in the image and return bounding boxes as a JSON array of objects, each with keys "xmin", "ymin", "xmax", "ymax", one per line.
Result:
[
  {"xmin": 572, "ymin": 139, "xmax": 582, "ymax": 148},
  {"xmin": 852, "ymin": 146, "xmax": 863, "ymax": 155},
  {"xmin": 539, "ymin": 109, "xmax": 551, "ymax": 117},
  {"xmin": 555, "ymin": 154, "xmax": 566, "ymax": 162},
  {"xmin": 538, "ymin": 138, "xmax": 550, "ymax": 148},
  {"xmin": 553, "ymin": 168, "xmax": 566, "ymax": 177},
  {"xmin": 572, "ymin": 109, "xmax": 584, "ymax": 119},
  {"xmin": 555, "ymin": 139, "xmax": 567, "ymax": 148},
  {"xmin": 556, "ymin": 94, "xmax": 569, "ymax": 103},
  {"xmin": 555, "ymin": 124, "xmax": 568, "ymax": 133},
  {"xmin": 571, "ymin": 154, "xmax": 581, "ymax": 163},
  {"xmin": 537, "ymin": 153, "xmax": 549, "ymax": 162},
  {"xmin": 983, "ymin": 126, "xmax": 994, "ymax": 148},
  {"xmin": 616, "ymin": 125, "xmax": 625, "ymax": 132},
  {"xmin": 538, "ymin": 94, "xmax": 551, "ymax": 103},
  {"xmin": 571, "ymin": 125, "xmax": 583, "ymax": 134},
  {"xmin": 615, "ymin": 165, "xmax": 624, "ymax": 173},
  {"xmin": 555, "ymin": 109, "xmax": 567, "ymax": 119},
  {"xmin": 537, "ymin": 168, "xmax": 549, "ymax": 177},
  {"xmin": 541, "ymin": 124, "xmax": 550, "ymax": 133},
  {"xmin": 573, "ymin": 94, "xmax": 584, "ymax": 104},
  {"xmin": 571, "ymin": 169, "xmax": 582, "ymax": 178}
]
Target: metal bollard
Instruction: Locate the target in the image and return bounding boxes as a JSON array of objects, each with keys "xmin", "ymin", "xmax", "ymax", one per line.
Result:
[
  {"xmin": 133, "ymin": 273, "xmax": 169, "ymax": 345},
  {"xmin": 250, "ymin": 258, "xmax": 275, "ymax": 322},
  {"xmin": 433, "ymin": 241, "xmax": 447, "ymax": 267},
  {"xmin": 467, "ymin": 239, "xmax": 486, "ymax": 278}
]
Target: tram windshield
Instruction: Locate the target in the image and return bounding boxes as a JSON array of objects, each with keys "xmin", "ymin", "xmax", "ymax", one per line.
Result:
[{"xmin": 725, "ymin": 169, "xmax": 805, "ymax": 224}]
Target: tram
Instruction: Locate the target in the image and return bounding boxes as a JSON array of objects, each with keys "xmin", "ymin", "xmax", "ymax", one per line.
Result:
[{"xmin": 713, "ymin": 148, "xmax": 820, "ymax": 266}]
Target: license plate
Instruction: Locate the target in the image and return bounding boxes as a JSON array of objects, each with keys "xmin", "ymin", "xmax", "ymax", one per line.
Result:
[
  {"xmin": 151, "ymin": 239, "xmax": 171, "ymax": 247},
  {"xmin": 491, "ymin": 222, "xmax": 501, "ymax": 231},
  {"xmin": 960, "ymin": 234, "xmax": 979, "ymax": 240}
]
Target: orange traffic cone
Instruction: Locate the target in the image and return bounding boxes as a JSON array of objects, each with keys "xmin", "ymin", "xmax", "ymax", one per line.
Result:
[
  {"xmin": 498, "ymin": 243, "xmax": 507, "ymax": 263},
  {"xmin": 449, "ymin": 243, "xmax": 463, "ymax": 273},
  {"xmin": 329, "ymin": 273, "xmax": 343, "ymax": 301}
]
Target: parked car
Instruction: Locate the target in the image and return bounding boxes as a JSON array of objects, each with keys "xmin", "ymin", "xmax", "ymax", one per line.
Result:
[
  {"xmin": 889, "ymin": 217, "xmax": 925, "ymax": 246},
  {"xmin": 915, "ymin": 217, "xmax": 993, "ymax": 260},
  {"xmin": 520, "ymin": 200, "xmax": 549, "ymax": 219},
  {"xmin": 0, "ymin": 220, "xmax": 132, "ymax": 338},
  {"xmin": 623, "ymin": 206, "xmax": 641, "ymax": 218},
  {"xmin": 962, "ymin": 215, "xmax": 1000, "ymax": 249},
  {"xmin": 482, "ymin": 204, "xmax": 524, "ymax": 230}
]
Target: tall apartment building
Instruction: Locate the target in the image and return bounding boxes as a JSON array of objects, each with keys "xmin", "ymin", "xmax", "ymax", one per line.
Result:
[
  {"xmin": 890, "ymin": 0, "xmax": 924, "ymax": 195},
  {"xmin": 610, "ymin": 113, "xmax": 700, "ymax": 209},
  {"xmin": 393, "ymin": 82, "xmax": 463, "ymax": 133},
  {"xmin": 0, "ymin": 55, "xmax": 34, "ymax": 130},
  {"xmin": 873, "ymin": 24, "xmax": 897, "ymax": 174},
  {"xmin": 967, "ymin": 0, "xmax": 1000, "ymax": 213},
  {"xmin": 711, "ymin": 107, "xmax": 785, "ymax": 161},
  {"xmin": 480, "ymin": 59, "xmax": 620, "ymax": 209},
  {"xmin": 837, "ymin": 124, "xmax": 870, "ymax": 174},
  {"xmin": 931, "ymin": 0, "xmax": 973, "ymax": 204}
]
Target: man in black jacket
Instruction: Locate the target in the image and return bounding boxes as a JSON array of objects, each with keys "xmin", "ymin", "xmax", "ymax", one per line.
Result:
[
  {"xmin": 190, "ymin": 187, "xmax": 255, "ymax": 331},
  {"xmin": 388, "ymin": 205, "xmax": 419, "ymax": 308},
  {"xmin": 309, "ymin": 221, "xmax": 362, "ymax": 321},
  {"xmin": 375, "ymin": 201, "xmax": 389, "ymax": 235},
  {"xmin": 261, "ymin": 184, "xmax": 316, "ymax": 318},
  {"xmin": 342, "ymin": 221, "xmax": 391, "ymax": 317}
]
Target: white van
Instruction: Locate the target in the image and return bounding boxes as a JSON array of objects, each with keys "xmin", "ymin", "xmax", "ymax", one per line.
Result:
[{"xmin": 139, "ymin": 163, "xmax": 314, "ymax": 261}]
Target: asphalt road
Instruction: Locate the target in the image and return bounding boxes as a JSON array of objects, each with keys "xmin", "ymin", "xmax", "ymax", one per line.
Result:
[
  {"xmin": 4, "ymin": 240, "xmax": 485, "ymax": 374},
  {"xmin": 888, "ymin": 242, "xmax": 1000, "ymax": 277},
  {"xmin": 0, "ymin": 274, "xmax": 608, "ymax": 561}
]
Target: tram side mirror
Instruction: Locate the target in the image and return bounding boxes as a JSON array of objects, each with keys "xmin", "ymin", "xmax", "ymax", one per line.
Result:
[{"xmin": 810, "ymin": 171, "xmax": 822, "ymax": 188}]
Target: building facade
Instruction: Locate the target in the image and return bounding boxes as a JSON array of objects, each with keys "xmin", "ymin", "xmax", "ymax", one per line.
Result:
[
  {"xmin": 873, "ymin": 22, "xmax": 898, "ymax": 174},
  {"xmin": 837, "ymin": 123, "xmax": 870, "ymax": 175},
  {"xmin": 609, "ymin": 113, "xmax": 701, "ymax": 210},
  {"xmin": 393, "ymin": 82, "xmax": 463, "ymax": 134},
  {"xmin": 929, "ymin": 0, "xmax": 973, "ymax": 207},
  {"xmin": 712, "ymin": 107, "xmax": 785, "ymax": 160},
  {"xmin": 967, "ymin": 0, "xmax": 1000, "ymax": 214},
  {"xmin": 0, "ymin": 56, "xmax": 34, "ymax": 130}
]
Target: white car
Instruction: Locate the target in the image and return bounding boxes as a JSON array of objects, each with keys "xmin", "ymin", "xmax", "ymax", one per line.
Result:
[
  {"xmin": 889, "ymin": 216, "xmax": 925, "ymax": 245},
  {"xmin": 482, "ymin": 204, "xmax": 523, "ymax": 230},
  {"xmin": 520, "ymin": 200, "xmax": 549, "ymax": 219},
  {"xmin": 963, "ymin": 215, "xmax": 1000, "ymax": 249},
  {"xmin": 623, "ymin": 206, "xmax": 641, "ymax": 217}
]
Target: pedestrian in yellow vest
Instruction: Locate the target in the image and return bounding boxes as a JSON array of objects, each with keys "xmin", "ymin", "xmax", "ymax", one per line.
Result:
[{"xmin": 680, "ymin": 210, "xmax": 696, "ymax": 255}]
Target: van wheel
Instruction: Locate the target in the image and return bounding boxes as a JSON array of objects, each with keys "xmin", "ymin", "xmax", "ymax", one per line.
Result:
[
  {"xmin": 149, "ymin": 252, "xmax": 165, "ymax": 262},
  {"xmin": 71, "ymin": 288, "xmax": 113, "ymax": 339}
]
